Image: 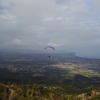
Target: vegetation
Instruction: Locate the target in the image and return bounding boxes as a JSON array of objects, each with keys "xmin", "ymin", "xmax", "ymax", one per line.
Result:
[{"xmin": 0, "ymin": 82, "xmax": 100, "ymax": 100}]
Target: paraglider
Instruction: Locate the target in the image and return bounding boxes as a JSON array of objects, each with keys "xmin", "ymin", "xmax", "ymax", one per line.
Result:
[{"xmin": 45, "ymin": 46, "xmax": 55, "ymax": 58}]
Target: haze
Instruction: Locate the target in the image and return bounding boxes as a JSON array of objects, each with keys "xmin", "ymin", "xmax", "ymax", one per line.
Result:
[{"xmin": 0, "ymin": 0, "xmax": 100, "ymax": 58}]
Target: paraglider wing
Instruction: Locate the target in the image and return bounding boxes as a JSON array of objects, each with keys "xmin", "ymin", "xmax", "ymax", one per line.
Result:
[{"xmin": 45, "ymin": 46, "xmax": 55, "ymax": 50}]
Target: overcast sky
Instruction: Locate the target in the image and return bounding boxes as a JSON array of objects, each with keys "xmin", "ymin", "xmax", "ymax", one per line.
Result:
[{"xmin": 0, "ymin": 0, "xmax": 100, "ymax": 58}]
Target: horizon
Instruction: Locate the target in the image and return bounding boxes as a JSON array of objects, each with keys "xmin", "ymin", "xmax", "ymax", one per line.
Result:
[{"xmin": 0, "ymin": 49, "xmax": 100, "ymax": 59}]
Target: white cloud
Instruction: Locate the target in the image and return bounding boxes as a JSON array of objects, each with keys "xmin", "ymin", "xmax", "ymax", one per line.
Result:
[
  {"xmin": 44, "ymin": 17, "xmax": 54, "ymax": 21},
  {"xmin": 0, "ymin": 10, "xmax": 15, "ymax": 20},
  {"xmin": 56, "ymin": 17, "xmax": 63, "ymax": 20},
  {"xmin": 65, "ymin": 17, "xmax": 73, "ymax": 20},
  {"xmin": 47, "ymin": 43, "xmax": 58, "ymax": 47},
  {"xmin": 12, "ymin": 38, "xmax": 22, "ymax": 45},
  {"xmin": 1, "ymin": 38, "xmax": 25, "ymax": 48},
  {"xmin": 61, "ymin": 6, "xmax": 68, "ymax": 9}
]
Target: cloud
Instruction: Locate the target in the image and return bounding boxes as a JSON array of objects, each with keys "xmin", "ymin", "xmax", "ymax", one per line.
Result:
[
  {"xmin": 56, "ymin": 17, "xmax": 63, "ymax": 20},
  {"xmin": 0, "ymin": 38, "xmax": 25, "ymax": 49},
  {"xmin": 0, "ymin": 0, "xmax": 100, "ymax": 58},
  {"xmin": 44, "ymin": 17, "xmax": 54, "ymax": 21},
  {"xmin": 11, "ymin": 38, "xmax": 22, "ymax": 46},
  {"xmin": 0, "ymin": 10, "xmax": 15, "ymax": 20},
  {"xmin": 91, "ymin": 0, "xmax": 100, "ymax": 12}
]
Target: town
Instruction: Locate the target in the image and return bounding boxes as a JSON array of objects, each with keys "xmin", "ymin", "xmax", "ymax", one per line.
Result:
[{"xmin": 0, "ymin": 51, "xmax": 100, "ymax": 84}]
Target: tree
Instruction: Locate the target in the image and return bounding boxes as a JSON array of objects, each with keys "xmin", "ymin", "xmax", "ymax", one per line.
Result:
[
  {"xmin": 33, "ymin": 84, "xmax": 40, "ymax": 91},
  {"xmin": 91, "ymin": 95, "xmax": 100, "ymax": 100},
  {"xmin": 32, "ymin": 96, "xmax": 38, "ymax": 100}
]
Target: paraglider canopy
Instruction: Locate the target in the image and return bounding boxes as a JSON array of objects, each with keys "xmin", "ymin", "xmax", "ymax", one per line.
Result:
[{"xmin": 45, "ymin": 46, "xmax": 55, "ymax": 50}]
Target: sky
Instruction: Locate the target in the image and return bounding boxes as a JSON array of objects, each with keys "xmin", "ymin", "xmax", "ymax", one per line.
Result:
[{"xmin": 0, "ymin": 0, "xmax": 100, "ymax": 58}]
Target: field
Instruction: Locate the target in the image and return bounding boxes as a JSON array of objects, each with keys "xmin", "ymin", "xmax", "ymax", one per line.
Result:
[{"xmin": 0, "ymin": 52, "xmax": 100, "ymax": 85}]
